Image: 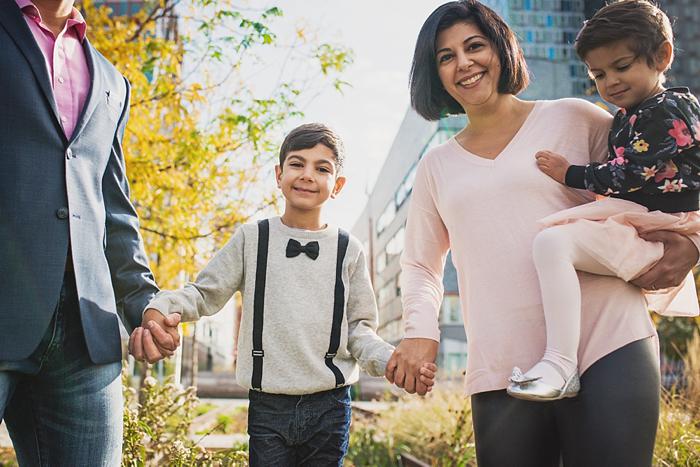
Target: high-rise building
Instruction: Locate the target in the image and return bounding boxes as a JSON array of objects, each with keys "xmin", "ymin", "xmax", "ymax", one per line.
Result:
[
  {"xmin": 656, "ymin": 0, "xmax": 700, "ymax": 93},
  {"xmin": 504, "ymin": 0, "xmax": 592, "ymax": 99}
]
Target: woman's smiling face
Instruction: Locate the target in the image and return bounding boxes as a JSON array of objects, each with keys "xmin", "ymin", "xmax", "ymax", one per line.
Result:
[{"xmin": 435, "ymin": 21, "xmax": 502, "ymax": 109}]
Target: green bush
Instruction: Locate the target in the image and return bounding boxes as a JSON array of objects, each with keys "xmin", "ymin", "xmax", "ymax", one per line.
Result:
[
  {"xmin": 346, "ymin": 389, "xmax": 477, "ymax": 466},
  {"xmin": 346, "ymin": 426, "xmax": 397, "ymax": 466},
  {"xmin": 122, "ymin": 373, "xmax": 247, "ymax": 466}
]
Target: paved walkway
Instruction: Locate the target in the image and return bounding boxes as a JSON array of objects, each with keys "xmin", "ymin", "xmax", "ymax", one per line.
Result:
[{"xmin": 0, "ymin": 399, "xmax": 392, "ymax": 450}]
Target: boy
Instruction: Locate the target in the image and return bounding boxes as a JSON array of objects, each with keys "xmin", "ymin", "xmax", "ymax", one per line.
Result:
[{"xmin": 131, "ymin": 123, "xmax": 436, "ymax": 466}]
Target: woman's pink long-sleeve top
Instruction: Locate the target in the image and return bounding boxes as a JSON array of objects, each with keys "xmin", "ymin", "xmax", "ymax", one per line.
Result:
[{"xmin": 400, "ymin": 98, "xmax": 661, "ymax": 396}]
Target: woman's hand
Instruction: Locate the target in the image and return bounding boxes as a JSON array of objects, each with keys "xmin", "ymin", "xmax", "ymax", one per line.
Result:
[
  {"xmin": 535, "ymin": 150, "xmax": 570, "ymax": 184},
  {"xmin": 631, "ymin": 231, "xmax": 699, "ymax": 290},
  {"xmin": 385, "ymin": 338, "xmax": 439, "ymax": 395}
]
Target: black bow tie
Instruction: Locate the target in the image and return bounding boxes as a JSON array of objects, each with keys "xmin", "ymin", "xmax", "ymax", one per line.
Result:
[{"xmin": 286, "ymin": 239, "xmax": 320, "ymax": 260}]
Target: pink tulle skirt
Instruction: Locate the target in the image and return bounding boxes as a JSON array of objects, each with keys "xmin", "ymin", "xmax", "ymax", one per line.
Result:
[{"xmin": 539, "ymin": 197, "xmax": 700, "ymax": 317}]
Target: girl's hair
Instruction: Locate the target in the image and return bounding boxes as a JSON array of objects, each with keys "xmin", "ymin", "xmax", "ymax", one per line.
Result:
[
  {"xmin": 575, "ymin": 0, "xmax": 674, "ymax": 68},
  {"xmin": 409, "ymin": 0, "xmax": 529, "ymax": 121}
]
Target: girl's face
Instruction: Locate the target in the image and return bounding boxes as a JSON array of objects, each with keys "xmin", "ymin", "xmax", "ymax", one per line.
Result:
[
  {"xmin": 585, "ymin": 40, "xmax": 668, "ymax": 110},
  {"xmin": 435, "ymin": 21, "xmax": 502, "ymax": 110}
]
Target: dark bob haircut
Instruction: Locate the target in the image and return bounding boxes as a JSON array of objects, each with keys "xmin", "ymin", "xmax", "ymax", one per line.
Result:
[
  {"xmin": 410, "ymin": 0, "xmax": 529, "ymax": 121},
  {"xmin": 575, "ymin": 0, "xmax": 674, "ymax": 68},
  {"xmin": 279, "ymin": 123, "xmax": 345, "ymax": 172}
]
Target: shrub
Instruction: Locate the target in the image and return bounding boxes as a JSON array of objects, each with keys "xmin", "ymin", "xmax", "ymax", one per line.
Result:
[
  {"xmin": 122, "ymin": 373, "xmax": 248, "ymax": 466},
  {"xmin": 346, "ymin": 388, "xmax": 477, "ymax": 466}
]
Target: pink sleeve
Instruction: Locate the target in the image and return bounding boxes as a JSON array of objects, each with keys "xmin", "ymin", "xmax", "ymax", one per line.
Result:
[{"xmin": 399, "ymin": 158, "xmax": 450, "ymax": 342}]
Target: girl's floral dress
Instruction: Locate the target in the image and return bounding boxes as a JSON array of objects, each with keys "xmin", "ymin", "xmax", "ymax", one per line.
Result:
[{"xmin": 541, "ymin": 88, "xmax": 700, "ymax": 317}]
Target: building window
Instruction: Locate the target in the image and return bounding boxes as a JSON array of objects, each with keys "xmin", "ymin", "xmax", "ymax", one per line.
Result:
[
  {"xmin": 442, "ymin": 352, "xmax": 468, "ymax": 376},
  {"xmin": 96, "ymin": 1, "xmax": 146, "ymax": 16},
  {"xmin": 376, "ymin": 251, "xmax": 387, "ymax": 274},
  {"xmin": 385, "ymin": 226, "xmax": 405, "ymax": 257},
  {"xmin": 440, "ymin": 295, "xmax": 462, "ymax": 324},
  {"xmin": 376, "ymin": 200, "xmax": 396, "ymax": 235},
  {"xmin": 395, "ymin": 161, "xmax": 418, "ymax": 209},
  {"xmin": 377, "ymin": 277, "xmax": 397, "ymax": 307}
]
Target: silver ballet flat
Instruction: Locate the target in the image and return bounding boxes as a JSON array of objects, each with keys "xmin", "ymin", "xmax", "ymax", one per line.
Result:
[{"xmin": 506, "ymin": 366, "xmax": 580, "ymax": 402}]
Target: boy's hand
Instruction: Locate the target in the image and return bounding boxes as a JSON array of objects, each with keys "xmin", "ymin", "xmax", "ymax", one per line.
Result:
[
  {"xmin": 535, "ymin": 150, "xmax": 570, "ymax": 184},
  {"xmin": 129, "ymin": 310, "xmax": 181, "ymax": 363},
  {"xmin": 418, "ymin": 362, "xmax": 437, "ymax": 392}
]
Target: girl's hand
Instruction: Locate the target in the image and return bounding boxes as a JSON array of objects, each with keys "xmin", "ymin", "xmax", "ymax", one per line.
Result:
[{"xmin": 535, "ymin": 150, "xmax": 570, "ymax": 184}]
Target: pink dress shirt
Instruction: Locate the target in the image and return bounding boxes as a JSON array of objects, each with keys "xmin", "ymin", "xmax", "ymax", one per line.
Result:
[{"xmin": 15, "ymin": 0, "xmax": 90, "ymax": 139}]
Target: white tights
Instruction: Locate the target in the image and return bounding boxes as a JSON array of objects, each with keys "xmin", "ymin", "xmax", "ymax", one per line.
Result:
[{"xmin": 528, "ymin": 225, "xmax": 619, "ymax": 386}]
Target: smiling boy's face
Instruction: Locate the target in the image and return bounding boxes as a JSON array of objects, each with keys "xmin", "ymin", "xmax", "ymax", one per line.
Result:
[{"xmin": 275, "ymin": 143, "xmax": 346, "ymax": 216}]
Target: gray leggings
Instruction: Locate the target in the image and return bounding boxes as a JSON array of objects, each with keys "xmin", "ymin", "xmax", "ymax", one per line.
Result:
[{"xmin": 471, "ymin": 338, "xmax": 660, "ymax": 467}]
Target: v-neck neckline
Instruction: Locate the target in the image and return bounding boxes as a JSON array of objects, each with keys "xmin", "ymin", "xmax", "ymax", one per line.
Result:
[{"xmin": 450, "ymin": 101, "xmax": 542, "ymax": 166}]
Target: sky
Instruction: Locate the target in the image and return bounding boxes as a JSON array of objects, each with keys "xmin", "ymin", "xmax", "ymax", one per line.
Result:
[{"xmin": 264, "ymin": 0, "xmax": 448, "ymax": 229}]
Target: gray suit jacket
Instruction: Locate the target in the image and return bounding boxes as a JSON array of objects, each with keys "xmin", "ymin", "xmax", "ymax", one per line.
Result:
[{"xmin": 0, "ymin": 0, "xmax": 158, "ymax": 364}]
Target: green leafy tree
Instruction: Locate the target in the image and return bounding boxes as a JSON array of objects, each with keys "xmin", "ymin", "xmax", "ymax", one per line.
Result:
[{"xmin": 82, "ymin": 0, "xmax": 353, "ymax": 287}]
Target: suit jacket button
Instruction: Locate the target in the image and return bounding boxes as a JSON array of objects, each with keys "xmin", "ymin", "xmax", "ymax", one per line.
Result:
[{"xmin": 56, "ymin": 207, "xmax": 69, "ymax": 219}]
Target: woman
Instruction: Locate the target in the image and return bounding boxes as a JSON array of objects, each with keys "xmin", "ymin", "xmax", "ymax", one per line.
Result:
[{"xmin": 384, "ymin": 1, "xmax": 700, "ymax": 465}]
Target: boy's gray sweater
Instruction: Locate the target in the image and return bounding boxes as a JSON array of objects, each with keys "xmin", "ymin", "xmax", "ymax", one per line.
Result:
[{"xmin": 146, "ymin": 216, "xmax": 394, "ymax": 395}]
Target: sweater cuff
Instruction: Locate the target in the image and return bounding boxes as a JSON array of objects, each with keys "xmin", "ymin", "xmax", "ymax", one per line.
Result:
[
  {"xmin": 143, "ymin": 296, "xmax": 183, "ymax": 320},
  {"xmin": 565, "ymin": 165, "xmax": 587, "ymax": 189},
  {"xmin": 367, "ymin": 345, "xmax": 395, "ymax": 376}
]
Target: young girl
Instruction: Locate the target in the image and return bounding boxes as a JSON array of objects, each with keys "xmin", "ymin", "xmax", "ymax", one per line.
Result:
[{"xmin": 508, "ymin": 0, "xmax": 700, "ymax": 401}]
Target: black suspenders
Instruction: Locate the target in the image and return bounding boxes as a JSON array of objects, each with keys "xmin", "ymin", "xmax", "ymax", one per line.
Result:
[
  {"xmin": 325, "ymin": 228, "xmax": 349, "ymax": 387},
  {"xmin": 251, "ymin": 219, "xmax": 269, "ymax": 390},
  {"xmin": 250, "ymin": 220, "xmax": 350, "ymax": 391}
]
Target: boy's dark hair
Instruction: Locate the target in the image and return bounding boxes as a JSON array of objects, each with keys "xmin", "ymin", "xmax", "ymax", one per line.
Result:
[
  {"xmin": 410, "ymin": 0, "xmax": 529, "ymax": 121},
  {"xmin": 575, "ymin": 0, "xmax": 674, "ymax": 68},
  {"xmin": 279, "ymin": 123, "xmax": 345, "ymax": 172}
]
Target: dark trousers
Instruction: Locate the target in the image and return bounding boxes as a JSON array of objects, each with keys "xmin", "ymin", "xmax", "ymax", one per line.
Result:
[
  {"xmin": 0, "ymin": 271, "xmax": 123, "ymax": 467},
  {"xmin": 247, "ymin": 385, "xmax": 352, "ymax": 467},
  {"xmin": 471, "ymin": 338, "xmax": 660, "ymax": 467}
]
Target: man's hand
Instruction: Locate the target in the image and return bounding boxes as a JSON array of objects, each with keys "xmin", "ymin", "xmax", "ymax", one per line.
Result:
[
  {"xmin": 535, "ymin": 150, "xmax": 570, "ymax": 184},
  {"xmin": 385, "ymin": 338, "xmax": 439, "ymax": 395},
  {"xmin": 128, "ymin": 309, "xmax": 181, "ymax": 363},
  {"xmin": 631, "ymin": 231, "xmax": 698, "ymax": 290}
]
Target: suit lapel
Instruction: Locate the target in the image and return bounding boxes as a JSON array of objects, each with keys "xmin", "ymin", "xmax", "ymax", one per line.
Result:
[
  {"xmin": 70, "ymin": 38, "xmax": 102, "ymax": 144},
  {"xmin": 0, "ymin": 0, "xmax": 61, "ymax": 128}
]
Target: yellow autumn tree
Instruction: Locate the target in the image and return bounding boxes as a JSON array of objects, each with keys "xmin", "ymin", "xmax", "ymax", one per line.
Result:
[{"xmin": 80, "ymin": 0, "xmax": 352, "ymax": 287}]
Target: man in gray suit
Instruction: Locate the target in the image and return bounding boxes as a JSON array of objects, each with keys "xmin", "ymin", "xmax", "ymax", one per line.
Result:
[{"xmin": 0, "ymin": 0, "xmax": 179, "ymax": 464}]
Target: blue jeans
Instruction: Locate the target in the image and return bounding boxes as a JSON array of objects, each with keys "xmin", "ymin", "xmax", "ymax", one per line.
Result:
[
  {"xmin": 0, "ymin": 271, "xmax": 123, "ymax": 467},
  {"xmin": 247, "ymin": 385, "xmax": 352, "ymax": 467}
]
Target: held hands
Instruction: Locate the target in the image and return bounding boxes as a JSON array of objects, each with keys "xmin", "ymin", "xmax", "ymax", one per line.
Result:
[
  {"xmin": 385, "ymin": 338, "xmax": 439, "ymax": 395},
  {"xmin": 535, "ymin": 150, "xmax": 570, "ymax": 184},
  {"xmin": 129, "ymin": 309, "xmax": 182, "ymax": 364}
]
